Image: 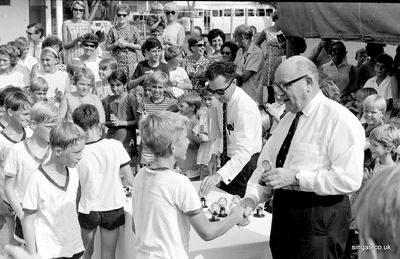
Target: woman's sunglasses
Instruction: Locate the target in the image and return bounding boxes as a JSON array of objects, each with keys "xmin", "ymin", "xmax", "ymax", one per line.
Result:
[
  {"xmin": 165, "ymin": 11, "xmax": 176, "ymax": 15},
  {"xmin": 195, "ymin": 44, "xmax": 205, "ymax": 48},
  {"xmin": 117, "ymin": 13, "xmax": 128, "ymax": 17},
  {"xmin": 73, "ymin": 8, "xmax": 84, "ymax": 12}
]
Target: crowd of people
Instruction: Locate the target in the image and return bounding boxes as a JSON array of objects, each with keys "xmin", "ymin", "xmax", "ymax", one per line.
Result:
[{"xmin": 0, "ymin": 1, "xmax": 400, "ymax": 259}]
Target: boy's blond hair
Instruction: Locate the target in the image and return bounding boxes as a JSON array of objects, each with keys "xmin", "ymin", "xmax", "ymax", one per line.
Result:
[
  {"xmin": 29, "ymin": 77, "xmax": 49, "ymax": 92},
  {"xmin": 363, "ymin": 94, "xmax": 386, "ymax": 113},
  {"xmin": 369, "ymin": 124, "xmax": 400, "ymax": 151},
  {"xmin": 139, "ymin": 111, "xmax": 189, "ymax": 157},
  {"xmin": 73, "ymin": 67, "xmax": 95, "ymax": 88},
  {"xmin": 178, "ymin": 92, "xmax": 202, "ymax": 114},
  {"xmin": 149, "ymin": 71, "xmax": 169, "ymax": 87},
  {"xmin": 99, "ymin": 57, "xmax": 118, "ymax": 71},
  {"xmin": 320, "ymin": 79, "xmax": 341, "ymax": 103},
  {"xmin": 30, "ymin": 101, "xmax": 59, "ymax": 124},
  {"xmin": 49, "ymin": 121, "xmax": 85, "ymax": 150}
]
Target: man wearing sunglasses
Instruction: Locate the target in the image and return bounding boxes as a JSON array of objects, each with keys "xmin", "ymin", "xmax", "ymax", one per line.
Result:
[
  {"xmin": 242, "ymin": 56, "xmax": 365, "ymax": 259},
  {"xmin": 26, "ymin": 23, "xmax": 44, "ymax": 62},
  {"xmin": 199, "ymin": 61, "xmax": 262, "ymax": 198}
]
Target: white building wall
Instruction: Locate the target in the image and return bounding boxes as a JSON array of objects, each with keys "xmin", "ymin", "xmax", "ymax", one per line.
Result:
[{"xmin": 0, "ymin": 0, "xmax": 30, "ymax": 44}]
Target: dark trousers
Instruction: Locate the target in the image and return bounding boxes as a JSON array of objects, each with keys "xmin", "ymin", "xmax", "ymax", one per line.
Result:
[
  {"xmin": 270, "ymin": 189, "xmax": 351, "ymax": 259},
  {"xmin": 219, "ymin": 153, "xmax": 259, "ymax": 197}
]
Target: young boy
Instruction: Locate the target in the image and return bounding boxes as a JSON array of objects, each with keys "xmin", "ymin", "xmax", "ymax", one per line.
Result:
[
  {"xmin": 95, "ymin": 57, "xmax": 117, "ymax": 100},
  {"xmin": 128, "ymin": 37, "xmax": 169, "ymax": 91},
  {"xmin": 348, "ymin": 48, "xmax": 367, "ymax": 95},
  {"xmin": 22, "ymin": 121, "xmax": 85, "ymax": 259},
  {"xmin": 132, "ymin": 110, "xmax": 249, "ymax": 258},
  {"xmin": 363, "ymin": 53, "xmax": 394, "ymax": 110},
  {"xmin": 147, "ymin": 2, "xmax": 166, "ymax": 40},
  {"xmin": 72, "ymin": 104, "xmax": 134, "ymax": 259},
  {"xmin": 0, "ymin": 91, "xmax": 33, "ymax": 244},
  {"xmin": 27, "ymin": 77, "xmax": 49, "ymax": 103},
  {"xmin": 177, "ymin": 92, "xmax": 202, "ymax": 180},
  {"xmin": 137, "ymin": 71, "xmax": 176, "ymax": 165},
  {"xmin": 4, "ymin": 101, "xmax": 59, "ymax": 243},
  {"xmin": 0, "ymin": 86, "xmax": 25, "ymax": 130}
]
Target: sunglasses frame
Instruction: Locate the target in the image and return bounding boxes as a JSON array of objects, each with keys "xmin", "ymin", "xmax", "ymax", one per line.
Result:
[
  {"xmin": 165, "ymin": 11, "xmax": 176, "ymax": 15},
  {"xmin": 117, "ymin": 13, "xmax": 128, "ymax": 17},
  {"xmin": 207, "ymin": 78, "xmax": 235, "ymax": 96},
  {"xmin": 73, "ymin": 8, "xmax": 84, "ymax": 12}
]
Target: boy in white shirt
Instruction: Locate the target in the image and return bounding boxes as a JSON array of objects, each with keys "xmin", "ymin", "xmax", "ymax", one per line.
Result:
[
  {"xmin": 23, "ymin": 121, "xmax": 85, "ymax": 259},
  {"xmin": 4, "ymin": 101, "xmax": 59, "ymax": 244},
  {"xmin": 0, "ymin": 91, "xmax": 33, "ymax": 245},
  {"xmin": 133, "ymin": 111, "xmax": 250, "ymax": 259},
  {"xmin": 72, "ymin": 104, "xmax": 134, "ymax": 259}
]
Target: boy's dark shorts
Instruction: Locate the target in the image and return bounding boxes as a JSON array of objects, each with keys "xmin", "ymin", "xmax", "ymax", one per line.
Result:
[{"xmin": 78, "ymin": 207, "xmax": 125, "ymax": 231}]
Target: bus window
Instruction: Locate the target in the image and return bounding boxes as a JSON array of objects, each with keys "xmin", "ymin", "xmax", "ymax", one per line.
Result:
[
  {"xmin": 219, "ymin": 10, "xmax": 223, "ymax": 16},
  {"xmin": 212, "ymin": 10, "xmax": 219, "ymax": 17},
  {"xmin": 256, "ymin": 8, "xmax": 265, "ymax": 16},
  {"xmin": 247, "ymin": 9, "xmax": 255, "ymax": 16},
  {"xmin": 224, "ymin": 9, "xmax": 231, "ymax": 17},
  {"xmin": 266, "ymin": 8, "xmax": 274, "ymax": 16},
  {"xmin": 235, "ymin": 9, "xmax": 244, "ymax": 17}
]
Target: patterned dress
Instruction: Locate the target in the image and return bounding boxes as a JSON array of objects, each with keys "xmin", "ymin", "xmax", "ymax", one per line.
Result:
[
  {"xmin": 63, "ymin": 20, "xmax": 91, "ymax": 65},
  {"xmin": 260, "ymin": 28, "xmax": 285, "ymax": 102},
  {"xmin": 106, "ymin": 23, "xmax": 141, "ymax": 79},
  {"xmin": 182, "ymin": 55, "xmax": 212, "ymax": 96}
]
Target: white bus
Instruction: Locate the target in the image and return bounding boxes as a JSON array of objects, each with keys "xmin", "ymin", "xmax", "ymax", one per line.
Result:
[{"xmin": 177, "ymin": 3, "xmax": 274, "ymax": 35}]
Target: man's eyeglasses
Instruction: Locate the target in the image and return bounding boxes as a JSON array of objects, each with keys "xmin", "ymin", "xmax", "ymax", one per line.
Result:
[
  {"xmin": 195, "ymin": 44, "xmax": 205, "ymax": 48},
  {"xmin": 165, "ymin": 11, "xmax": 176, "ymax": 15},
  {"xmin": 207, "ymin": 78, "xmax": 235, "ymax": 95},
  {"xmin": 73, "ymin": 8, "xmax": 84, "ymax": 12},
  {"xmin": 221, "ymin": 51, "xmax": 231, "ymax": 55},
  {"xmin": 117, "ymin": 13, "xmax": 128, "ymax": 17},
  {"xmin": 272, "ymin": 75, "xmax": 308, "ymax": 91}
]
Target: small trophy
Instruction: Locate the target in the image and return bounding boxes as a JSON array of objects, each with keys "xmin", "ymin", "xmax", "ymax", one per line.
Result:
[
  {"xmin": 124, "ymin": 186, "xmax": 133, "ymax": 197},
  {"xmin": 218, "ymin": 197, "xmax": 228, "ymax": 217},
  {"xmin": 209, "ymin": 202, "xmax": 221, "ymax": 222},
  {"xmin": 253, "ymin": 204, "xmax": 265, "ymax": 218},
  {"xmin": 231, "ymin": 195, "xmax": 241, "ymax": 205},
  {"xmin": 258, "ymin": 160, "xmax": 272, "ymax": 186},
  {"xmin": 200, "ymin": 197, "xmax": 208, "ymax": 208}
]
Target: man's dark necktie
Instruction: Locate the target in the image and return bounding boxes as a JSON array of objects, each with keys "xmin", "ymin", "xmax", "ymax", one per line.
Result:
[
  {"xmin": 221, "ymin": 103, "xmax": 228, "ymax": 166},
  {"xmin": 275, "ymin": 112, "xmax": 303, "ymax": 168}
]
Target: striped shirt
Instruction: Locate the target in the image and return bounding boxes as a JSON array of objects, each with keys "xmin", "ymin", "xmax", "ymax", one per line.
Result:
[{"xmin": 63, "ymin": 20, "xmax": 91, "ymax": 65}]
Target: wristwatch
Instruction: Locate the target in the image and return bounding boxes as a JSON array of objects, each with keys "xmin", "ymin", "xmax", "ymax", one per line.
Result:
[{"xmin": 295, "ymin": 172, "xmax": 300, "ymax": 186}]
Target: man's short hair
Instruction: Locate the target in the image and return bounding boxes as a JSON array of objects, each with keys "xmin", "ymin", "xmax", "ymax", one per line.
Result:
[
  {"xmin": 30, "ymin": 101, "xmax": 59, "ymax": 124},
  {"xmin": 234, "ymin": 24, "xmax": 253, "ymax": 39},
  {"xmin": 354, "ymin": 165, "xmax": 400, "ymax": 257},
  {"xmin": 4, "ymin": 91, "xmax": 33, "ymax": 111},
  {"xmin": 205, "ymin": 61, "xmax": 237, "ymax": 81},
  {"xmin": 27, "ymin": 22, "xmax": 44, "ymax": 37},
  {"xmin": 374, "ymin": 53, "xmax": 393, "ymax": 70},
  {"xmin": 363, "ymin": 94, "xmax": 387, "ymax": 113},
  {"xmin": 369, "ymin": 124, "xmax": 400, "ymax": 151},
  {"xmin": 178, "ymin": 92, "xmax": 202, "ymax": 114},
  {"xmin": 72, "ymin": 104, "xmax": 99, "ymax": 131},
  {"xmin": 355, "ymin": 48, "xmax": 367, "ymax": 58},
  {"xmin": 50, "ymin": 121, "xmax": 85, "ymax": 150},
  {"xmin": 30, "ymin": 77, "xmax": 49, "ymax": 92},
  {"xmin": 139, "ymin": 111, "xmax": 189, "ymax": 157}
]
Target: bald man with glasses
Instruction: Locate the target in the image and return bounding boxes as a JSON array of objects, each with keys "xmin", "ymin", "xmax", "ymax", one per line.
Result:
[
  {"xmin": 199, "ymin": 61, "xmax": 262, "ymax": 198},
  {"xmin": 242, "ymin": 55, "xmax": 365, "ymax": 258}
]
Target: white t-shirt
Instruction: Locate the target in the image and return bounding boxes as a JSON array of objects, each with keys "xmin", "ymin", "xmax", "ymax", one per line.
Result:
[
  {"xmin": 77, "ymin": 138, "xmax": 131, "ymax": 214},
  {"xmin": 363, "ymin": 75, "xmax": 392, "ymax": 100},
  {"xmin": 0, "ymin": 70, "xmax": 25, "ymax": 89},
  {"xmin": 23, "ymin": 166, "xmax": 84, "ymax": 258},
  {"xmin": 169, "ymin": 67, "xmax": 190, "ymax": 98},
  {"xmin": 132, "ymin": 167, "xmax": 202, "ymax": 259},
  {"xmin": 37, "ymin": 70, "xmax": 70, "ymax": 99},
  {"xmin": 0, "ymin": 128, "xmax": 33, "ymax": 201},
  {"xmin": 3, "ymin": 140, "xmax": 51, "ymax": 203}
]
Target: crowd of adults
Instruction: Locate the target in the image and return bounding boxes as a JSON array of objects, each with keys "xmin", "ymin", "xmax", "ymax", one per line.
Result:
[{"xmin": 1, "ymin": 1, "xmax": 400, "ymax": 259}]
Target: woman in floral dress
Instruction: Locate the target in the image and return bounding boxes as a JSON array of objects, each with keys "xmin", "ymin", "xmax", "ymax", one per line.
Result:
[
  {"xmin": 182, "ymin": 36, "xmax": 212, "ymax": 96},
  {"xmin": 105, "ymin": 4, "xmax": 142, "ymax": 79}
]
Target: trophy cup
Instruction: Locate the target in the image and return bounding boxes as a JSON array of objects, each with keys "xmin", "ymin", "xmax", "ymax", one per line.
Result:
[
  {"xmin": 209, "ymin": 202, "xmax": 221, "ymax": 222},
  {"xmin": 258, "ymin": 160, "xmax": 272, "ymax": 186},
  {"xmin": 200, "ymin": 197, "xmax": 208, "ymax": 208},
  {"xmin": 218, "ymin": 197, "xmax": 228, "ymax": 217},
  {"xmin": 231, "ymin": 195, "xmax": 241, "ymax": 205},
  {"xmin": 253, "ymin": 204, "xmax": 265, "ymax": 218}
]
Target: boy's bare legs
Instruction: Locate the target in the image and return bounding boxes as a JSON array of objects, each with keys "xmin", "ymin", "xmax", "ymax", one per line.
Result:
[
  {"xmin": 6, "ymin": 216, "xmax": 19, "ymax": 245},
  {"xmin": 81, "ymin": 227, "xmax": 97, "ymax": 259},
  {"xmin": 100, "ymin": 227, "xmax": 119, "ymax": 259}
]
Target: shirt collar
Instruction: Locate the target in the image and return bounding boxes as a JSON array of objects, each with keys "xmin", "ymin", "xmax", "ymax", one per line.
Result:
[
  {"xmin": 301, "ymin": 90, "xmax": 324, "ymax": 117},
  {"xmin": 329, "ymin": 59, "xmax": 347, "ymax": 68}
]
